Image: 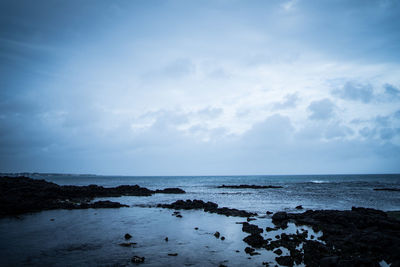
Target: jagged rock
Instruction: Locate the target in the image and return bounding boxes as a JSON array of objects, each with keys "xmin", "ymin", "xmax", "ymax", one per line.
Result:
[
  {"xmin": 157, "ymin": 199, "xmax": 256, "ymax": 217},
  {"xmin": 275, "ymin": 256, "xmax": 294, "ymax": 267},
  {"xmin": 242, "ymin": 222, "xmax": 263, "ymax": 235},
  {"xmin": 243, "ymin": 234, "xmax": 265, "ymax": 248},
  {"xmin": 214, "ymin": 231, "xmax": 220, "ymax": 238},
  {"xmin": 124, "ymin": 233, "xmax": 132, "ymax": 240},
  {"xmin": 131, "ymin": 256, "xmax": 145, "ymax": 263}
]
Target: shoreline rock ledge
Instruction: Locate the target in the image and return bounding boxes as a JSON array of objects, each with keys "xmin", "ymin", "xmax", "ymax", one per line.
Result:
[
  {"xmin": 157, "ymin": 199, "xmax": 257, "ymax": 217},
  {"xmin": 0, "ymin": 176, "xmax": 185, "ymax": 216}
]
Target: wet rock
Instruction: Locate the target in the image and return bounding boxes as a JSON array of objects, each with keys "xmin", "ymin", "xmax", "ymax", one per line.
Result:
[
  {"xmin": 124, "ymin": 233, "xmax": 132, "ymax": 240},
  {"xmin": 131, "ymin": 256, "xmax": 145, "ymax": 263},
  {"xmin": 244, "ymin": 247, "xmax": 255, "ymax": 254},
  {"xmin": 221, "ymin": 236, "xmax": 225, "ymax": 240},
  {"xmin": 119, "ymin": 242, "xmax": 136, "ymax": 247},
  {"xmin": 218, "ymin": 184, "xmax": 283, "ymax": 189},
  {"xmin": 275, "ymin": 256, "xmax": 294, "ymax": 267},
  {"xmin": 0, "ymin": 176, "xmax": 185, "ymax": 216},
  {"xmin": 247, "ymin": 217, "xmax": 256, "ymax": 222},
  {"xmin": 373, "ymin": 188, "xmax": 400, "ymax": 192},
  {"xmin": 243, "ymin": 234, "xmax": 265, "ymax": 248},
  {"xmin": 154, "ymin": 188, "xmax": 185, "ymax": 194},
  {"xmin": 266, "ymin": 211, "xmax": 273, "ymax": 215},
  {"xmin": 278, "ymin": 207, "xmax": 400, "ymax": 266},
  {"xmin": 266, "ymin": 227, "xmax": 277, "ymax": 232},
  {"xmin": 176, "ymin": 214, "xmax": 183, "ymax": 218},
  {"xmin": 272, "ymin": 212, "xmax": 287, "ymax": 221},
  {"xmin": 194, "ymin": 227, "xmax": 199, "ymax": 230},
  {"xmin": 319, "ymin": 256, "xmax": 339, "ymax": 267},
  {"xmin": 242, "ymin": 222, "xmax": 263, "ymax": 235},
  {"xmin": 295, "ymin": 205, "xmax": 303, "ymax": 210},
  {"xmin": 165, "ymin": 237, "xmax": 168, "ymax": 242},
  {"xmin": 157, "ymin": 199, "xmax": 256, "ymax": 217},
  {"xmin": 273, "ymin": 248, "xmax": 282, "ymax": 255},
  {"xmin": 271, "ymin": 212, "xmax": 289, "ymax": 228},
  {"xmin": 235, "ymin": 250, "xmax": 240, "ymax": 253},
  {"xmin": 214, "ymin": 231, "xmax": 220, "ymax": 238},
  {"xmin": 168, "ymin": 253, "xmax": 178, "ymax": 256}
]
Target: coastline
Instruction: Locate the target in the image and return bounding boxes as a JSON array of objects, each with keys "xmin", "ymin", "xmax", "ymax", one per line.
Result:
[{"xmin": 1, "ymin": 176, "xmax": 399, "ymax": 266}]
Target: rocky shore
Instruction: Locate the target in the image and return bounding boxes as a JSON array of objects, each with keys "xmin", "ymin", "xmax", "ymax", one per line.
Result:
[
  {"xmin": 240, "ymin": 207, "xmax": 400, "ymax": 266},
  {"xmin": 0, "ymin": 176, "xmax": 185, "ymax": 216}
]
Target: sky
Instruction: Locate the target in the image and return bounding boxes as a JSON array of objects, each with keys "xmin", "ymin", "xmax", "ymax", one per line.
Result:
[{"xmin": 1, "ymin": 0, "xmax": 400, "ymax": 175}]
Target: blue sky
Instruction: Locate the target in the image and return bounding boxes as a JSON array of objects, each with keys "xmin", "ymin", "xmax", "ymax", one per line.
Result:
[{"xmin": 1, "ymin": 0, "xmax": 399, "ymax": 175}]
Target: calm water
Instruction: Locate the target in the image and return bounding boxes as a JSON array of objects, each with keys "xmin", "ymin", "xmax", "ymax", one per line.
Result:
[{"xmin": 0, "ymin": 174, "xmax": 399, "ymax": 266}]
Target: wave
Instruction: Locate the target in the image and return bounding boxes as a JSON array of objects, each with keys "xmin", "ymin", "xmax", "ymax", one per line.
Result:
[{"xmin": 310, "ymin": 180, "xmax": 331, "ymax": 184}]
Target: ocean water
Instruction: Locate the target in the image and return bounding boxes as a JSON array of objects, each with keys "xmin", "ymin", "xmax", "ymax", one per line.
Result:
[
  {"xmin": 0, "ymin": 174, "xmax": 399, "ymax": 266},
  {"xmin": 32, "ymin": 173, "xmax": 400, "ymax": 212}
]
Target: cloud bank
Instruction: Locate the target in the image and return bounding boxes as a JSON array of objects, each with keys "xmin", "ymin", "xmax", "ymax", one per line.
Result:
[{"xmin": 0, "ymin": 0, "xmax": 399, "ymax": 175}]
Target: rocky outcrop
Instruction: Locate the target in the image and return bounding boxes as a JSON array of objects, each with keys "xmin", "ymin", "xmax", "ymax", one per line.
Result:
[
  {"xmin": 373, "ymin": 188, "xmax": 400, "ymax": 192},
  {"xmin": 270, "ymin": 207, "xmax": 400, "ymax": 266},
  {"xmin": 157, "ymin": 199, "xmax": 256, "ymax": 217},
  {"xmin": 218, "ymin": 184, "xmax": 283, "ymax": 189},
  {"xmin": 0, "ymin": 176, "xmax": 185, "ymax": 216}
]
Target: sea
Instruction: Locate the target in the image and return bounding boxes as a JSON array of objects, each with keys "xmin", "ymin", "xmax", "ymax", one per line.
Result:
[{"xmin": 1, "ymin": 174, "xmax": 399, "ymax": 266}]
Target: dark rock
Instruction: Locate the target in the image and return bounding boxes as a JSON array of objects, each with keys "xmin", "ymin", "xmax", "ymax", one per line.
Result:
[
  {"xmin": 242, "ymin": 222, "xmax": 263, "ymax": 235},
  {"xmin": 0, "ymin": 176, "xmax": 185, "ymax": 216},
  {"xmin": 155, "ymin": 188, "xmax": 185, "ymax": 194},
  {"xmin": 157, "ymin": 199, "xmax": 256, "ymax": 217},
  {"xmin": 320, "ymin": 256, "xmax": 339, "ymax": 267},
  {"xmin": 235, "ymin": 250, "xmax": 240, "ymax": 253},
  {"xmin": 131, "ymin": 256, "xmax": 145, "ymax": 263},
  {"xmin": 124, "ymin": 233, "xmax": 132, "ymax": 240},
  {"xmin": 119, "ymin": 242, "xmax": 136, "ymax": 247},
  {"xmin": 165, "ymin": 237, "xmax": 168, "ymax": 242},
  {"xmin": 168, "ymin": 253, "xmax": 178, "ymax": 256},
  {"xmin": 218, "ymin": 184, "xmax": 283, "ymax": 189},
  {"xmin": 243, "ymin": 234, "xmax": 265, "ymax": 248},
  {"xmin": 266, "ymin": 227, "xmax": 277, "ymax": 232},
  {"xmin": 194, "ymin": 227, "xmax": 199, "ymax": 230},
  {"xmin": 295, "ymin": 205, "xmax": 303, "ymax": 210},
  {"xmin": 214, "ymin": 231, "xmax": 220, "ymax": 238},
  {"xmin": 221, "ymin": 236, "xmax": 225, "ymax": 240},
  {"xmin": 273, "ymin": 248, "xmax": 282, "ymax": 255},
  {"xmin": 266, "ymin": 211, "xmax": 273, "ymax": 215},
  {"xmin": 247, "ymin": 217, "xmax": 256, "ymax": 222},
  {"xmin": 176, "ymin": 214, "xmax": 183, "ymax": 218},
  {"xmin": 275, "ymin": 256, "xmax": 294, "ymax": 266},
  {"xmin": 276, "ymin": 207, "xmax": 400, "ymax": 266},
  {"xmin": 373, "ymin": 188, "xmax": 400, "ymax": 192},
  {"xmin": 244, "ymin": 247, "xmax": 255, "ymax": 254},
  {"xmin": 272, "ymin": 212, "xmax": 287, "ymax": 221}
]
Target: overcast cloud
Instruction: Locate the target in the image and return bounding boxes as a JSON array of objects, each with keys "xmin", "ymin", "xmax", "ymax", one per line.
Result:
[{"xmin": 1, "ymin": 0, "xmax": 399, "ymax": 175}]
